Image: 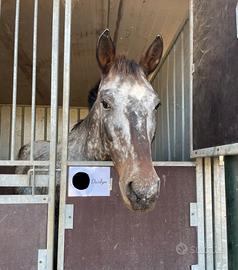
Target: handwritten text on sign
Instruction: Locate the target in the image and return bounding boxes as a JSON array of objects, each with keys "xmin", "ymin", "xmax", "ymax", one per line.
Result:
[{"xmin": 68, "ymin": 167, "xmax": 111, "ymax": 197}]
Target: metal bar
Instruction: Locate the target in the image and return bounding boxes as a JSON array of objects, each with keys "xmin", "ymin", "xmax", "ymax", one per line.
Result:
[
  {"xmin": 191, "ymin": 143, "xmax": 238, "ymax": 158},
  {"xmin": 236, "ymin": 2, "xmax": 238, "ymax": 38},
  {"xmin": 0, "ymin": 174, "xmax": 27, "ymax": 186},
  {"xmin": 0, "ymin": 174, "xmax": 48, "ymax": 187},
  {"xmin": 10, "ymin": 0, "xmax": 21, "ymax": 160},
  {"xmin": 204, "ymin": 157, "xmax": 214, "ymax": 269},
  {"xmin": 213, "ymin": 157, "xmax": 222, "ymax": 269},
  {"xmin": 0, "ymin": 160, "xmax": 49, "ymax": 166},
  {"xmin": 32, "ymin": 166, "xmax": 35, "ymax": 195},
  {"xmin": 30, "ymin": 0, "xmax": 39, "ymax": 161},
  {"xmin": 0, "ymin": 160, "xmax": 195, "ymax": 167},
  {"xmin": 213, "ymin": 157, "xmax": 228, "ymax": 270},
  {"xmin": 47, "ymin": 0, "xmax": 60, "ymax": 268},
  {"xmin": 159, "ymin": 68, "xmax": 164, "ymax": 160},
  {"xmin": 57, "ymin": 0, "xmax": 72, "ymax": 268},
  {"xmin": 156, "ymin": 75, "xmax": 162, "ymax": 160},
  {"xmin": 219, "ymin": 157, "xmax": 228, "ymax": 270},
  {"xmin": 173, "ymin": 47, "xmax": 176, "ymax": 159},
  {"xmin": 166, "ymin": 56, "xmax": 171, "ymax": 160},
  {"xmin": 196, "ymin": 158, "xmax": 206, "ymax": 269},
  {"xmin": 0, "ymin": 195, "xmax": 48, "ymax": 204},
  {"xmin": 67, "ymin": 161, "xmax": 196, "ymax": 167},
  {"xmin": 181, "ymin": 31, "xmax": 185, "ymax": 160},
  {"xmin": 189, "ymin": 0, "xmax": 194, "ymax": 157}
]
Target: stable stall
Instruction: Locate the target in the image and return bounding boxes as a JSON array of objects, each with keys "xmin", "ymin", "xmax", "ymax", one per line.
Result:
[{"xmin": 0, "ymin": 0, "xmax": 237, "ymax": 269}]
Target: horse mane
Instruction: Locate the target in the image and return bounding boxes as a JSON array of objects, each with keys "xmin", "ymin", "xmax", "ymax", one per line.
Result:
[
  {"xmin": 88, "ymin": 80, "xmax": 100, "ymax": 110},
  {"xmin": 71, "ymin": 80, "xmax": 100, "ymax": 131}
]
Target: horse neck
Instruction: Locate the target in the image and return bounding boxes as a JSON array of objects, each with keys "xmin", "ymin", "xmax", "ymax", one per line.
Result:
[{"xmin": 67, "ymin": 106, "xmax": 109, "ymax": 161}]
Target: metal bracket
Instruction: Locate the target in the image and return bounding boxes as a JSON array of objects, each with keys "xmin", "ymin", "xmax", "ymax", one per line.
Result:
[
  {"xmin": 190, "ymin": 203, "xmax": 198, "ymax": 227},
  {"xmin": 65, "ymin": 204, "xmax": 74, "ymax": 229},
  {"xmin": 219, "ymin": 155, "xmax": 224, "ymax": 166},
  {"xmin": 110, "ymin": 177, "xmax": 113, "ymax": 191},
  {"xmin": 38, "ymin": 249, "xmax": 47, "ymax": 270},
  {"xmin": 191, "ymin": 265, "xmax": 198, "ymax": 270}
]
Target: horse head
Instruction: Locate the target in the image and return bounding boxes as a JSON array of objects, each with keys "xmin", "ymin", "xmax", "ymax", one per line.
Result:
[{"xmin": 89, "ymin": 29, "xmax": 163, "ymax": 211}]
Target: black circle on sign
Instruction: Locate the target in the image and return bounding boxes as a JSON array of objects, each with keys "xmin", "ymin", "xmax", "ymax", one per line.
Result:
[{"xmin": 72, "ymin": 172, "xmax": 90, "ymax": 190}]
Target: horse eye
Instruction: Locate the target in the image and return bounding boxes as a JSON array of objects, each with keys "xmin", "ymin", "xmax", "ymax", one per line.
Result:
[
  {"xmin": 102, "ymin": 100, "xmax": 111, "ymax": 110},
  {"xmin": 154, "ymin": 102, "xmax": 161, "ymax": 111}
]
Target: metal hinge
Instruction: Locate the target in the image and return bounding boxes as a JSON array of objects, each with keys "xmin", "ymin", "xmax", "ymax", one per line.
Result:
[
  {"xmin": 65, "ymin": 204, "xmax": 74, "ymax": 229},
  {"xmin": 190, "ymin": 203, "xmax": 198, "ymax": 227},
  {"xmin": 191, "ymin": 265, "xmax": 198, "ymax": 270},
  {"xmin": 38, "ymin": 249, "xmax": 47, "ymax": 270},
  {"xmin": 192, "ymin": 63, "xmax": 195, "ymax": 74}
]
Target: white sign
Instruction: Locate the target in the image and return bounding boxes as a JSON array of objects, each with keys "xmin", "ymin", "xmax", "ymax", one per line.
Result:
[{"xmin": 68, "ymin": 167, "xmax": 111, "ymax": 197}]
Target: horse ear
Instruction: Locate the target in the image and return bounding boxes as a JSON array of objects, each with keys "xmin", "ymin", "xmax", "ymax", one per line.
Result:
[
  {"xmin": 139, "ymin": 35, "xmax": 163, "ymax": 76},
  {"xmin": 96, "ymin": 29, "xmax": 115, "ymax": 74}
]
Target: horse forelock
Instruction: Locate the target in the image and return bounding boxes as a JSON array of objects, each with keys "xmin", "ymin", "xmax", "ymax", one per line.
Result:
[{"xmin": 109, "ymin": 56, "xmax": 144, "ymax": 81}]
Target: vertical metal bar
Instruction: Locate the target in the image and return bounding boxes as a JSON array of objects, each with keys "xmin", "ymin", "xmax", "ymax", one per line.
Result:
[
  {"xmin": 152, "ymin": 76, "xmax": 158, "ymax": 160},
  {"xmin": 166, "ymin": 56, "xmax": 171, "ymax": 160},
  {"xmin": 47, "ymin": 0, "xmax": 60, "ymax": 269},
  {"xmin": 196, "ymin": 158, "xmax": 206, "ymax": 269},
  {"xmin": 30, "ymin": 0, "xmax": 39, "ymax": 161},
  {"xmin": 189, "ymin": 0, "xmax": 194, "ymax": 156},
  {"xmin": 236, "ymin": 2, "xmax": 238, "ymax": 39},
  {"xmin": 57, "ymin": 0, "xmax": 71, "ymax": 269},
  {"xmin": 10, "ymin": 0, "xmax": 20, "ymax": 160},
  {"xmin": 156, "ymin": 75, "xmax": 160, "ymax": 160},
  {"xmin": 218, "ymin": 156, "xmax": 228, "ymax": 270},
  {"xmin": 213, "ymin": 157, "xmax": 221, "ymax": 269},
  {"xmin": 181, "ymin": 31, "xmax": 185, "ymax": 160},
  {"xmin": 213, "ymin": 157, "xmax": 228, "ymax": 270},
  {"xmin": 204, "ymin": 157, "xmax": 214, "ymax": 269},
  {"xmin": 173, "ymin": 47, "xmax": 176, "ymax": 160},
  {"xmin": 161, "ymin": 62, "xmax": 167, "ymax": 160}
]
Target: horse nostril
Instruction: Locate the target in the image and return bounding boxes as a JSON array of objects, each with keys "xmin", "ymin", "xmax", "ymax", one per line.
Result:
[
  {"xmin": 125, "ymin": 180, "xmax": 160, "ymax": 210},
  {"xmin": 126, "ymin": 181, "xmax": 142, "ymax": 201},
  {"xmin": 127, "ymin": 181, "xmax": 135, "ymax": 195}
]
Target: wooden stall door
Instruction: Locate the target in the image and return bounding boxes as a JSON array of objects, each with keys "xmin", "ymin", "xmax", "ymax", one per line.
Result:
[
  {"xmin": 192, "ymin": 0, "xmax": 238, "ymax": 154},
  {"xmin": 0, "ymin": 204, "xmax": 47, "ymax": 270},
  {"xmin": 64, "ymin": 166, "xmax": 197, "ymax": 270}
]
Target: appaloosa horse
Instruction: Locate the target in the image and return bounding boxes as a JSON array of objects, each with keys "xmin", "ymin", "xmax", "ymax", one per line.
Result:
[{"xmin": 16, "ymin": 29, "xmax": 163, "ymax": 211}]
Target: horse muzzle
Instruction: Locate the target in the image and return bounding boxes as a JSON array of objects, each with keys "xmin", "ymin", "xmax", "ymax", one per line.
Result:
[{"xmin": 126, "ymin": 179, "xmax": 160, "ymax": 211}]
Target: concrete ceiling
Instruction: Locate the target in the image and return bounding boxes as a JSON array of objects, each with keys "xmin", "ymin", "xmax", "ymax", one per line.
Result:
[{"xmin": 0, "ymin": 0, "xmax": 188, "ymax": 107}]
